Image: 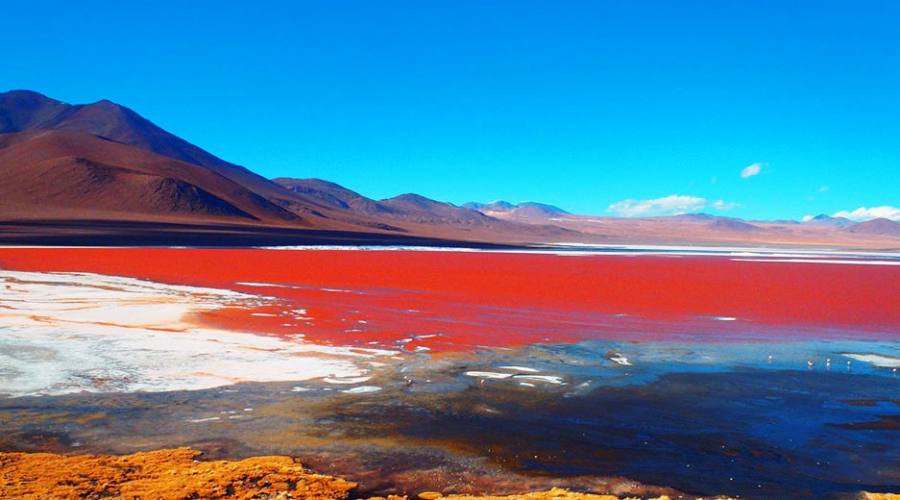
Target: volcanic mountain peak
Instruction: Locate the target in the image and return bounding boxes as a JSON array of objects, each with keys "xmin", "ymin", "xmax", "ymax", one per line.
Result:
[
  {"xmin": 520, "ymin": 202, "xmax": 567, "ymax": 212},
  {"xmin": 465, "ymin": 200, "xmax": 570, "ymax": 219},
  {"xmin": 0, "ymin": 89, "xmax": 292, "ymax": 202},
  {"xmin": 2, "ymin": 90, "xmax": 177, "ymax": 151},
  {"xmin": 383, "ymin": 193, "xmax": 453, "ymax": 208},
  {"xmin": 0, "ymin": 129, "xmax": 298, "ymax": 223},
  {"xmin": 0, "ymin": 90, "xmax": 67, "ymax": 131},
  {"xmin": 806, "ymin": 214, "xmax": 854, "ymax": 227}
]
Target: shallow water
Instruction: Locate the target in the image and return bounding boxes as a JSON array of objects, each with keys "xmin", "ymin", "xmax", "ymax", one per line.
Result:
[{"xmin": 2, "ymin": 338, "xmax": 897, "ymax": 497}]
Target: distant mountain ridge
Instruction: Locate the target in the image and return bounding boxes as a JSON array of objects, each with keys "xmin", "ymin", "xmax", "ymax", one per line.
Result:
[
  {"xmin": 1, "ymin": 89, "xmax": 897, "ymax": 248},
  {"xmin": 805, "ymin": 214, "xmax": 854, "ymax": 227},
  {"xmin": 1, "ymin": 90, "xmax": 555, "ymax": 240},
  {"xmin": 464, "ymin": 200, "xmax": 569, "ymax": 219},
  {"xmin": 845, "ymin": 217, "xmax": 900, "ymax": 236},
  {"xmin": 274, "ymin": 178, "xmax": 570, "ymax": 233}
]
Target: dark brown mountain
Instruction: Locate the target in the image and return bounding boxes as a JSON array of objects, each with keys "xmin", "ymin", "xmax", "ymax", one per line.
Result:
[
  {"xmin": 0, "ymin": 129, "xmax": 299, "ymax": 223},
  {"xmin": 0, "ymin": 91, "xmax": 421, "ymax": 233},
  {"xmin": 0, "ymin": 90, "xmax": 293, "ymax": 203}
]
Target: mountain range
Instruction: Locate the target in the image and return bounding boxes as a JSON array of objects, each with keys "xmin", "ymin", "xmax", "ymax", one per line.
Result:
[{"xmin": 1, "ymin": 90, "xmax": 897, "ymax": 248}]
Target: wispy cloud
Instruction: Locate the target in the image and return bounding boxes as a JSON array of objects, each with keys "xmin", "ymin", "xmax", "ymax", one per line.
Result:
[
  {"xmin": 711, "ymin": 199, "xmax": 737, "ymax": 210},
  {"xmin": 833, "ymin": 206, "xmax": 900, "ymax": 221},
  {"xmin": 740, "ymin": 162, "xmax": 763, "ymax": 179},
  {"xmin": 608, "ymin": 195, "xmax": 737, "ymax": 217}
]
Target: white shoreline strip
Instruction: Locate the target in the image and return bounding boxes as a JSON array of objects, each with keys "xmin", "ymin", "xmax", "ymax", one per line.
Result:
[
  {"xmin": 2, "ymin": 244, "xmax": 896, "ymax": 259},
  {"xmin": 842, "ymin": 353, "xmax": 900, "ymax": 368},
  {"xmin": 0, "ymin": 270, "xmax": 394, "ymax": 398},
  {"xmin": 255, "ymin": 245, "xmax": 900, "ymax": 260},
  {"xmin": 730, "ymin": 258, "xmax": 900, "ymax": 266}
]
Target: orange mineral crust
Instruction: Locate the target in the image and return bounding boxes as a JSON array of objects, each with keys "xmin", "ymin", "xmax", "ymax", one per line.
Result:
[
  {"xmin": 0, "ymin": 447, "xmax": 355, "ymax": 500},
  {"xmin": 0, "ymin": 448, "xmax": 716, "ymax": 500}
]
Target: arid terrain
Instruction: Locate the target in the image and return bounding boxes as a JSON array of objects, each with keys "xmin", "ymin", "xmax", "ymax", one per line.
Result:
[{"xmin": 1, "ymin": 90, "xmax": 897, "ymax": 249}]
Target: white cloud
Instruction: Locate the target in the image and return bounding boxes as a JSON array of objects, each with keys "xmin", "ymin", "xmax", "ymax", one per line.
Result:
[
  {"xmin": 818, "ymin": 185, "xmax": 829, "ymax": 193},
  {"xmin": 832, "ymin": 206, "xmax": 900, "ymax": 221},
  {"xmin": 711, "ymin": 199, "xmax": 738, "ymax": 210},
  {"xmin": 740, "ymin": 162, "xmax": 763, "ymax": 179},
  {"xmin": 801, "ymin": 215, "xmax": 814, "ymax": 222},
  {"xmin": 608, "ymin": 195, "xmax": 737, "ymax": 217}
]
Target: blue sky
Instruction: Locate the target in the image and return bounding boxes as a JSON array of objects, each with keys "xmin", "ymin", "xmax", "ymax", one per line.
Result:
[{"xmin": 3, "ymin": 1, "xmax": 898, "ymax": 220}]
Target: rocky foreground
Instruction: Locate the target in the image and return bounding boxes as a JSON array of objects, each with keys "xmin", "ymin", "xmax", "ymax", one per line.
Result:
[
  {"xmin": 0, "ymin": 448, "xmax": 895, "ymax": 500},
  {"xmin": 0, "ymin": 448, "xmax": 672, "ymax": 500}
]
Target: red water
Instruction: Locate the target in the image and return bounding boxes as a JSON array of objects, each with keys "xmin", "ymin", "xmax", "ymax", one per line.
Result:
[{"xmin": 0, "ymin": 248, "xmax": 896, "ymax": 351}]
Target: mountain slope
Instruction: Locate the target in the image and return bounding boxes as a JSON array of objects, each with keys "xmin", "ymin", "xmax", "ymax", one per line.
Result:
[
  {"xmin": 845, "ymin": 218, "xmax": 900, "ymax": 236},
  {"xmin": 0, "ymin": 130, "xmax": 300, "ymax": 223},
  {"xmin": 274, "ymin": 178, "xmax": 393, "ymax": 216},
  {"xmin": 465, "ymin": 201, "xmax": 569, "ymax": 220},
  {"xmin": 0, "ymin": 90, "xmax": 422, "ymax": 233},
  {"xmin": 0, "ymin": 90, "xmax": 294, "ymax": 202},
  {"xmin": 273, "ymin": 178, "xmax": 579, "ymax": 240},
  {"xmin": 274, "ymin": 178, "xmax": 509, "ymax": 225},
  {"xmin": 380, "ymin": 194, "xmax": 500, "ymax": 225},
  {"xmin": 706, "ymin": 218, "xmax": 762, "ymax": 232}
]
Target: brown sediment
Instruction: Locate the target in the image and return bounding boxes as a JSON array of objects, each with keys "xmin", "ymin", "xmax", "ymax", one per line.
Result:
[{"xmin": 0, "ymin": 448, "xmax": 739, "ymax": 500}]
